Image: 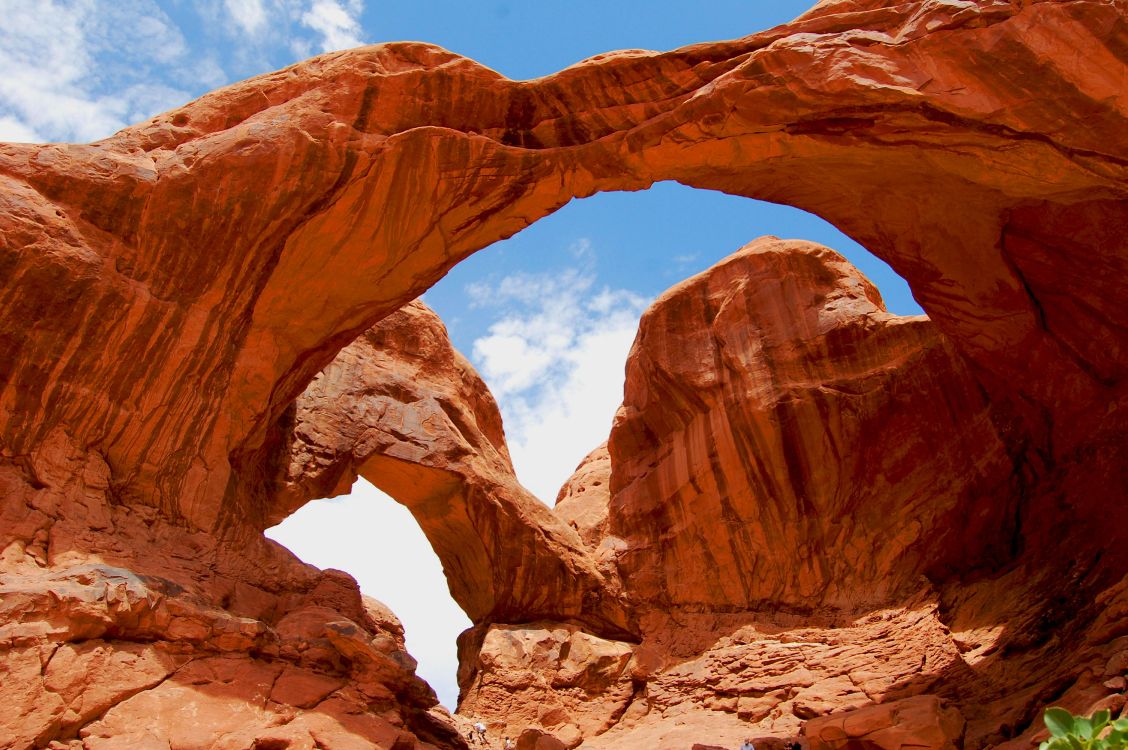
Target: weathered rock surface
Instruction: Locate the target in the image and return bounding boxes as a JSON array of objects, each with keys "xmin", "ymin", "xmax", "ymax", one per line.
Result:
[
  {"xmin": 459, "ymin": 624, "xmax": 637, "ymax": 747},
  {"xmin": 0, "ymin": 0, "xmax": 1126, "ymax": 747},
  {"xmin": 0, "ymin": 552, "xmax": 456, "ymax": 749},
  {"xmin": 459, "ymin": 239, "xmax": 992, "ymax": 746},
  {"xmin": 1, "ymin": 0, "xmax": 1123, "ymax": 538},
  {"xmin": 275, "ymin": 300, "xmax": 631, "ymax": 635},
  {"xmin": 805, "ymin": 695, "xmax": 965, "ymax": 750},
  {"xmin": 462, "ymin": 238, "xmax": 1128, "ymax": 750},
  {"xmin": 554, "ymin": 444, "xmax": 612, "ymax": 551},
  {"xmin": 608, "ymin": 238, "xmax": 1015, "ymax": 614}
]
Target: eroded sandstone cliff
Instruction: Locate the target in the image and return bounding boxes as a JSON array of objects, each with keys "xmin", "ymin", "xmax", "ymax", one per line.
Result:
[
  {"xmin": 1, "ymin": 0, "xmax": 1126, "ymax": 747},
  {"xmin": 457, "ymin": 238, "xmax": 1128, "ymax": 750}
]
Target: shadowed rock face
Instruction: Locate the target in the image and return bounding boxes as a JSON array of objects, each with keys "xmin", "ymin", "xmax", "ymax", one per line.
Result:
[{"xmin": 0, "ymin": 0, "xmax": 1126, "ymax": 747}]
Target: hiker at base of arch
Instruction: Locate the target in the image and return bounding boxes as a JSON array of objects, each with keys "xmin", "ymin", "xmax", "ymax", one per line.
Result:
[
  {"xmin": 474, "ymin": 722, "xmax": 488, "ymax": 744},
  {"xmin": 740, "ymin": 739, "xmax": 755, "ymax": 750}
]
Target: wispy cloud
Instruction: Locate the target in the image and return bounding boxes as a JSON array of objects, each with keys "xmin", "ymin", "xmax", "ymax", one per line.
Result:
[
  {"xmin": 468, "ymin": 244, "xmax": 649, "ymax": 503},
  {"xmin": 224, "ymin": 0, "xmax": 269, "ymax": 36},
  {"xmin": 0, "ymin": 115, "xmax": 43, "ymax": 144},
  {"xmin": 0, "ymin": 0, "xmax": 197, "ymax": 143},
  {"xmin": 301, "ymin": 0, "xmax": 365, "ymax": 52},
  {"xmin": 0, "ymin": 0, "xmax": 371, "ymax": 146}
]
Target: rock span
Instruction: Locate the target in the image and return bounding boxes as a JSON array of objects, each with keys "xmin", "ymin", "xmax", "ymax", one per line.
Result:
[{"xmin": 0, "ymin": 0, "xmax": 1126, "ymax": 747}]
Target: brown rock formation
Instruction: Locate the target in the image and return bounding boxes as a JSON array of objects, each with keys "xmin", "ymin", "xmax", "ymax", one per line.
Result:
[
  {"xmin": 607, "ymin": 238, "xmax": 1014, "ymax": 614},
  {"xmin": 461, "ymin": 238, "xmax": 989, "ymax": 744},
  {"xmin": 0, "ymin": 547, "xmax": 455, "ymax": 748},
  {"xmin": 460, "ymin": 624, "xmax": 636, "ymax": 748},
  {"xmin": 554, "ymin": 444, "xmax": 612, "ymax": 551},
  {"xmin": 0, "ymin": 0, "xmax": 1126, "ymax": 747}
]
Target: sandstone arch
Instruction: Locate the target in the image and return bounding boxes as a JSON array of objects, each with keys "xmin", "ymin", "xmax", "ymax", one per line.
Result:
[
  {"xmin": 1, "ymin": 0, "xmax": 1126, "ymax": 747},
  {"xmin": 1, "ymin": 0, "xmax": 1122, "ymax": 538},
  {"xmin": 271, "ymin": 300, "xmax": 633, "ymax": 637}
]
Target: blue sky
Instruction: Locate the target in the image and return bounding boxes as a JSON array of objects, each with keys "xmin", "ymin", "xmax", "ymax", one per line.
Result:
[{"xmin": 0, "ymin": 0, "xmax": 924, "ymax": 710}]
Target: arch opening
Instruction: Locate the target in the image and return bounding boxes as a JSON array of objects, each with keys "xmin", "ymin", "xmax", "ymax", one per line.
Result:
[{"xmin": 266, "ymin": 478, "xmax": 471, "ymax": 710}]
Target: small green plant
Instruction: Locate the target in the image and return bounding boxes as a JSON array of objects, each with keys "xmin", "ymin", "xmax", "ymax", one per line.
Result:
[{"xmin": 1041, "ymin": 707, "xmax": 1128, "ymax": 750}]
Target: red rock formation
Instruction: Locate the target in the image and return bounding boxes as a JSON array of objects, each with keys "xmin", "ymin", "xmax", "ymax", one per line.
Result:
[
  {"xmin": 805, "ymin": 695, "xmax": 966, "ymax": 750},
  {"xmin": 554, "ymin": 444, "xmax": 612, "ymax": 551},
  {"xmin": 607, "ymin": 238, "xmax": 1015, "ymax": 614},
  {"xmin": 462, "ymin": 238, "xmax": 991, "ymax": 744},
  {"xmin": 459, "ymin": 623, "xmax": 637, "ymax": 748},
  {"xmin": 0, "ymin": 0, "xmax": 1125, "ymax": 747},
  {"xmin": 276, "ymin": 300, "xmax": 631, "ymax": 636},
  {"xmin": 0, "ymin": 540, "xmax": 456, "ymax": 748},
  {"xmin": 1, "ymin": 0, "xmax": 1122, "ymax": 538},
  {"xmin": 461, "ymin": 239, "xmax": 1128, "ymax": 750}
]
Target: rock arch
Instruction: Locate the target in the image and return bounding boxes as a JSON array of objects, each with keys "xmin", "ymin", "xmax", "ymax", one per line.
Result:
[
  {"xmin": 1, "ymin": 0, "xmax": 1122, "ymax": 537},
  {"xmin": 1, "ymin": 0, "xmax": 1126, "ymax": 747}
]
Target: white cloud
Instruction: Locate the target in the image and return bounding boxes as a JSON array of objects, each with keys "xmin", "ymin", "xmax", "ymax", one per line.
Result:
[
  {"xmin": 0, "ymin": 0, "xmax": 378, "ymax": 145},
  {"xmin": 0, "ymin": 115, "xmax": 42, "ymax": 143},
  {"xmin": 192, "ymin": 56, "xmax": 231, "ymax": 91},
  {"xmin": 266, "ymin": 480, "xmax": 471, "ymax": 710},
  {"xmin": 0, "ymin": 0, "xmax": 195, "ymax": 143},
  {"xmin": 300, "ymin": 0, "xmax": 365, "ymax": 52},
  {"xmin": 569, "ymin": 237, "xmax": 594, "ymax": 261},
  {"xmin": 468, "ymin": 268, "xmax": 593, "ymax": 311},
  {"xmin": 469, "ymin": 258, "xmax": 649, "ymax": 503},
  {"xmin": 224, "ymin": 0, "xmax": 269, "ymax": 35}
]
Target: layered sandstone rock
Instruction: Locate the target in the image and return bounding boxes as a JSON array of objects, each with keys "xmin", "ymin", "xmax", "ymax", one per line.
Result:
[
  {"xmin": 462, "ymin": 238, "xmax": 993, "ymax": 745},
  {"xmin": 607, "ymin": 238, "xmax": 1015, "ymax": 614},
  {"xmin": 0, "ymin": 0, "xmax": 1125, "ymax": 747},
  {"xmin": 0, "ymin": 543, "xmax": 456, "ymax": 749},
  {"xmin": 1, "ymin": 0, "xmax": 1123, "ymax": 538},
  {"xmin": 461, "ymin": 238, "xmax": 1128, "ymax": 750},
  {"xmin": 554, "ymin": 444, "xmax": 612, "ymax": 551},
  {"xmin": 459, "ymin": 624, "xmax": 637, "ymax": 748},
  {"xmin": 275, "ymin": 300, "xmax": 631, "ymax": 636},
  {"xmin": 805, "ymin": 695, "xmax": 966, "ymax": 750}
]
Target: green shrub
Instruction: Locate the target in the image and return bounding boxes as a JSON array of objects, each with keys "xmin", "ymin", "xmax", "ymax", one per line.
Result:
[{"xmin": 1041, "ymin": 707, "xmax": 1128, "ymax": 750}]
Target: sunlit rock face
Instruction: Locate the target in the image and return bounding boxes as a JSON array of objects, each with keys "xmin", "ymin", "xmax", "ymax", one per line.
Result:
[
  {"xmin": 462, "ymin": 239, "xmax": 1128, "ymax": 750},
  {"xmin": 608, "ymin": 238, "xmax": 1014, "ymax": 614},
  {"xmin": 276, "ymin": 300, "xmax": 633, "ymax": 637},
  {"xmin": 1, "ymin": 0, "xmax": 1126, "ymax": 747}
]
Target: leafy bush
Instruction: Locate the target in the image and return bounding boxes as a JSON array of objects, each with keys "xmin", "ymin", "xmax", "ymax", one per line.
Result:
[{"xmin": 1041, "ymin": 707, "xmax": 1128, "ymax": 750}]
